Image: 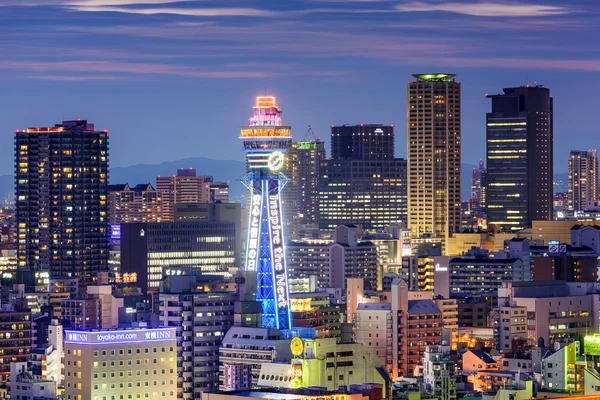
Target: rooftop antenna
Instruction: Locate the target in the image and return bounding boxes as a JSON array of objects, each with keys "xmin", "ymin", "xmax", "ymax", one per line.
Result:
[{"xmin": 304, "ymin": 125, "xmax": 318, "ymax": 141}]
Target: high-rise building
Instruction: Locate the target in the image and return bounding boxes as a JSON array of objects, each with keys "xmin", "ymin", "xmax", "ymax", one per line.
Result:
[
  {"xmin": 15, "ymin": 120, "xmax": 109, "ymax": 287},
  {"xmin": 319, "ymin": 125, "xmax": 407, "ymax": 231},
  {"xmin": 470, "ymin": 159, "xmax": 487, "ymax": 218},
  {"xmin": 158, "ymin": 275, "xmax": 236, "ymax": 398},
  {"xmin": 407, "ymin": 74, "xmax": 461, "ymax": 239},
  {"xmin": 240, "ymin": 96, "xmax": 292, "ymax": 330},
  {"xmin": 108, "ymin": 183, "xmax": 162, "ymax": 225},
  {"xmin": 486, "ymin": 86, "xmax": 553, "ymax": 231},
  {"xmin": 568, "ymin": 150, "xmax": 598, "ymax": 212},
  {"xmin": 156, "ymin": 169, "xmax": 213, "ymax": 221},
  {"xmin": 331, "ymin": 124, "xmax": 394, "ymax": 161},
  {"xmin": 282, "ymin": 140, "xmax": 326, "ymax": 235}
]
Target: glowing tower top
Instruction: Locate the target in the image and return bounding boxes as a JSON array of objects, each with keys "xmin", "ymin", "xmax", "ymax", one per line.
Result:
[{"xmin": 241, "ymin": 97, "xmax": 291, "ymax": 165}]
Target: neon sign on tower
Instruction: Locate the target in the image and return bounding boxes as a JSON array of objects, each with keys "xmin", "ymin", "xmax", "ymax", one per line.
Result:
[{"xmin": 241, "ymin": 96, "xmax": 292, "ymax": 330}]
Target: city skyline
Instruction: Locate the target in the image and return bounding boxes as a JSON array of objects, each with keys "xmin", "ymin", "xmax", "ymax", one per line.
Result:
[{"xmin": 1, "ymin": 1, "xmax": 600, "ymax": 176}]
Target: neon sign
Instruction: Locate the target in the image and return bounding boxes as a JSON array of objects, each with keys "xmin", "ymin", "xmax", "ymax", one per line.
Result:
[
  {"xmin": 269, "ymin": 191, "xmax": 289, "ymax": 315},
  {"xmin": 434, "ymin": 263, "xmax": 448, "ymax": 272},
  {"xmin": 110, "ymin": 224, "xmax": 121, "ymax": 240},
  {"xmin": 65, "ymin": 328, "xmax": 175, "ymax": 345},
  {"xmin": 290, "ymin": 337, "xmax": 304, "ymax": 357},
  {"xmin": 298, "ymin": 142, "xmax": 317, "ymax": 150},
  {"xmin": 268, "ymin": 152, "xmax": 284, "ymax": 171},
  {"xmin": 247, "ymin": 194, "xmax": 262, "ymax": 271}
]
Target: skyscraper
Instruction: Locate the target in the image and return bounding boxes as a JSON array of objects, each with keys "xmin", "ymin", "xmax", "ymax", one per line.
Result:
[
  {"xmin": 15, "ymin": 120, "xmax": 109, "ymax": 287},
  {"xmin": 240, "ymin": 96, "xmax": 292, "ymax": 330},
  {"xmin": 568, "ymin": 150, "xmax": 598, "ymax": 212},
  {"xmin": 319, "ymin": 125, "xmax": 407, "ymax": 231},
  {"xmin": 486, "ymin": 86, "xmax": 553, "ymax": 231},
  {"xmin": 407, "ymin": 74, "xmax": 461, "ymax": 239},
  {"xmin": 282, "ymin": 139, "xmax": 326, "ymax": 234},
  {"xmin": 331, "ymin": 124, "xmax": 394, "ymax": 161},
  {"xmin": 470, "ymin": 159, "xmax": 487, "ymax": 218}
]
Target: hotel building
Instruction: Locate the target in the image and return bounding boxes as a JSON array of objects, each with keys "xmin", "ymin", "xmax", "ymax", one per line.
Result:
[{"xmin": 63, "ymin": 327, "xmax": 177, "ymax": 400}]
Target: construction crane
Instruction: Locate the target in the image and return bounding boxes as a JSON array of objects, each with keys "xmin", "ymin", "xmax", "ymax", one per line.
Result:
[{"xmin": 303, "ymin": 125, "xmax": 319, "ymax": 142}]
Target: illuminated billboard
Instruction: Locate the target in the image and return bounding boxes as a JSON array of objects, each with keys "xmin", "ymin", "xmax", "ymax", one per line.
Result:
[
  {"xmin": 584, "ymin": 335, "xmax": 600, "ymax": 355},
  {"xmin": 241, "ymin": 96, "xmax": 292, "ymax": 330},
  {"xmin": 65, "ymin": 328, "xmax": 176, "ymax": 345}
]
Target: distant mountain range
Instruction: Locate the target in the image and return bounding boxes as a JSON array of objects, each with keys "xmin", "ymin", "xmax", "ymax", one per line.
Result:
[{"xmin": 0, "ymin": 158, "xmax": 569, "ymax": 203}]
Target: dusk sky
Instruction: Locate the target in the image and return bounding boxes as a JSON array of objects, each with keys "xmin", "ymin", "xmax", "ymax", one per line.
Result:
[{"xmin": 1, "ymin": 0, "xmax": 599, "ymax": 177}]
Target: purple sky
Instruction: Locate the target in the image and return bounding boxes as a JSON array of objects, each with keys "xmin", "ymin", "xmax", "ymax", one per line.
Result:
[{"xmin": 1, "ymin": 0, "xmax": 599, "ymax": 175}]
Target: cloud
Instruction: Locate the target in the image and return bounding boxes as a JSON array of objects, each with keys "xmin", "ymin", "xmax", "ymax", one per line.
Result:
[
  {"xmin": 27, "ymin": 74, "xmax": 131, "ymax": 81},
  {"xmin": 68, "ymin": 0, "xmax": 196, "ymax": 5},
  {"xmin": 67, "ymin": 5, "xmax": 280, "ymax": 17},
  {"xmin": 395, "ymin": 1, "xmax": 570, "ymax": 17}
]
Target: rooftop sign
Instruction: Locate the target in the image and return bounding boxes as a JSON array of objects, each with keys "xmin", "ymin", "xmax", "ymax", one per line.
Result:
[{"xmin": 65, "ymin": 328, "xmax": 176, "ymax": 345}]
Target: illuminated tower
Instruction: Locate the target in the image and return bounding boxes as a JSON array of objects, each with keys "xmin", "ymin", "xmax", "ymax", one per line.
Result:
[
  {"xmin": 241, "ymin": 96, "xmax": 292, "ymax": 330},
  {"xmin": 407, "ymin": 74, "xmax": 461, "ymax": 239}
]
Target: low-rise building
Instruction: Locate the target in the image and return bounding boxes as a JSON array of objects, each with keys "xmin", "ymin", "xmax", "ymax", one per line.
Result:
[
  {"xmin": 219, "ymin": 327, "xmax": 293, "ymax": 390},
  {"xmin": 422, "ymin": 345, "xmax": 456, "ymax": 400},
  {"xmin": 462, "ymin": 350, "xmax": 498, "ymax": 374}
]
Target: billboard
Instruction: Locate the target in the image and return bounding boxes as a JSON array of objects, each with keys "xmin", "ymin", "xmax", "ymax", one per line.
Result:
[
  {"xmin": 65, "ymin": 328, "xmax": 176, "ymax": 345},
  {"xmin": 584, "ymin": 335, "xmax": 600, "ymax": 355}
]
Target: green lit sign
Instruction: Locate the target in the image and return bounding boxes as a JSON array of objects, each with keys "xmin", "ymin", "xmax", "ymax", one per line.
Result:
[
  {"xmin": 584, "ymin": 335, "xmax": 600, "ymax": 355},
  {"xmin": 298, "ymin": 142, "xmax": 317, "ymax": 150}
]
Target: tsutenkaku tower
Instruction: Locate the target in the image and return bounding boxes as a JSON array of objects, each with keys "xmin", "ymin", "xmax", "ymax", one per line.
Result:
[{"xmin": 240, "ymin": 96, "xmax": 292, "ymax": 330}]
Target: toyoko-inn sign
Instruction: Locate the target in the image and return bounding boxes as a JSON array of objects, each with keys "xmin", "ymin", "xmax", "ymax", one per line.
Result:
[{"xmin": 65, "ymin": 328, "xmax": 176, "ymax": 345}]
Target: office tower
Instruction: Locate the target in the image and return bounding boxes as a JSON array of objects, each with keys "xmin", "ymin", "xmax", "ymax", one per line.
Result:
[
  {"xmin": 63, "ymin": 327, "xmax": 177, "ymax": 400},
  {"xmin": 282, "ymin": 140, "xmax": 326, "ymax": 234},
  {"xmin": 319, "ymin": 125, "xmax": 407, "ymax": 231},
  {"xmin": 331, "ymin": 124, "xmax": 394, "ymax": 160},
  {"xmin": 159, "ymin": 275, "xmax": 236, "ymax": 397},
  {"xmin": 407, "ymin": 74, "xmax": 461, "ymax": 239},
  {"xmin": 15, "ymin": 120, "xmax": 109, "ymax": 287},
  {"xmin": 470, "ymin": 159, "xmax": 487, "ymax": 218},
  {"xmin": 120, "ymin": 218, "xmax": 238, "ymax": 292},
  {"xmin": 486, "ymin": 85, "xmax": 553, "ymax": 231},
  {"xmin": 156, "ymin": 168, "xmax": 213, "ymax": 221},
  {"xmin": 240, "ymin": 96, "xmax": 292, "ymax": 330},
  {"xmin": 108, "ymin": 183, "xmax": 162, "ymax": 225},
  {"xmin": 568, "ymin": 150, "xmax": 598, "ymax": 212}
]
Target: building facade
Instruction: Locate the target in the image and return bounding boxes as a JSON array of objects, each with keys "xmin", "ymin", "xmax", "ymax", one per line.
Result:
[
  {"xmin": 470, "ymin": 159, "xmax": 487, "ymax": 218},
  {"xmin": 15, "ymin": 119, "xmax": 109, "ymax": 286},
  {"xmin": 158, "ymin": 275, "xmax": 236, "ymax": 398},
  {"xmin": 120, "ymin": 220, "xmax": 237, "ymax": 293},
  {"xmin": 319, "ymin": 125, "xmax": 407, "ymax": 232},
  {"xmin": 282, "ymin": 140, "xmax": 326, "ymax": 235},
  {"xmin": 0, "ymin": 310, "xmax": 32, "ymax": 383},
  {"xmin": 486, "ymin": 86, "xmax": 553, "ymax": 231},
  {"xmin": 568, "ymin": 150, "xmax": 598, "ymax": 212},
  {"xmin": 407, "ymin": 74, "xmax": 461, "ymax": 239},
  {"xmin": 63, "ymin": 327, "xmax": 177, "ymax": 400},
  {"xmin": 156, "ymin": 169, "xmax": 214, "ymax": 221},
  {"xmin": 108, "ymin": 183, "xmax": 162, "ymax": 225}
]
